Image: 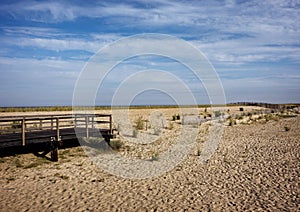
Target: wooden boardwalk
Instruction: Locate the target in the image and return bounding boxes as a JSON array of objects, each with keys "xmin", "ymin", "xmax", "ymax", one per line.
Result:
[{"xmin": 0, "ymin": 114, "xmax": 116, "ymax": 161}]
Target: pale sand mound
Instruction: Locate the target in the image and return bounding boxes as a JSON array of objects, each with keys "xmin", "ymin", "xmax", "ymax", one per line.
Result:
[{"xmin": 0, "ymin": 113, "xmax": 299, "ymax": 211}]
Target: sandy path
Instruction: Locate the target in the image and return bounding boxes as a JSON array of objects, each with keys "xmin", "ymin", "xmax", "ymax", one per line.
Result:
[{"xmin": 0, "ymin": 109, "xmax": 299, "ymax": 211}]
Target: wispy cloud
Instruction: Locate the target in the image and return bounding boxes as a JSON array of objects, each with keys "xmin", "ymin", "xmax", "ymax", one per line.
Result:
[
  {"xmin": 2, "ymin": 0, "xmax": 299, "ymax": 63},
  {"xmin": 0, "ymin": 0, "xmax": 299, "ymax": 105}
]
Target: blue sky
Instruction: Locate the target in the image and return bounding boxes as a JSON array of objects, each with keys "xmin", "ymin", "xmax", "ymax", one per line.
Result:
[{"xmin": 0, "ymin": 0, "xmax": 299, "ymax": 106}]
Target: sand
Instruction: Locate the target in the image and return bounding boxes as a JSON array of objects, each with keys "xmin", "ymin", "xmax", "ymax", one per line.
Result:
[{"xmin": 0, "ymin": 107, "xmax": 299, "ymax": 211}]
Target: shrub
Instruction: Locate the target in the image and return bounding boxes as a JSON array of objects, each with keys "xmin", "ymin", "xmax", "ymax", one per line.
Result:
[
  {"xmin": 239, "ymin": 107, "xmax": 244, "ymax": 112},
  {"xmin": 214, "ymin": 110, "xmax": 221, "ymax": 118},
  {"xmin": 13, "ymin": 158, "xmax": 23, "ymax": 168},
  {"xmin": 133, "ymin": 129, "xmax": 138, "ymax": 138},
  {"xmin": 228, "ymin": 119, "xmax": 236, "ymax": 126},
  {"xmin": 116, "ymin": 123, "xmax": 121, "ymax": 132},
  {"xmin": 23, "ymin": 162, "xmax": 41, "ymax": 169},
  {"xmin": 54, "ymin": 173, "xmax": 69, "ymax": 180},
  {"xmin": 169, "ymin": 122, "xmax": 174, "ymax": 130},
  {"xmin": 151, "ymin": 153, "xmax": 159, "ymax": 161},
  {"xmin": 153, "ymin": 127, "xmax": 161, "ymax": 135},
  {"xmin": 172, "ymin": 115, "xmax": 177, "ymax": 121},
  {"xmin": 135, "ymin": 116, "xmax": 144, "ymax": 130},
  {"xmin": 11, "ymin": 121, "xmax": 21, "ymax": 129},
  {"xmin": 284, "ymin": 126, "xmax": 290, "ymax": 131},
  {"xmin": 172, "ymin": 114, "xmax": 180, "ymax": 121},
  {"xmin": 265, "ymin": 114, "xmax": 273, "ymax": 122},
  {"xmin": 109, "ymin": 140, "xmax": 122, "ymax": 150}
]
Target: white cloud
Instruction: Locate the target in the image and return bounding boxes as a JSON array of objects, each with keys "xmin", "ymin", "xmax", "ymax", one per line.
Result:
[
  {"xmin": 2, "ymin": 0, "xmax": 299, "ymax": 64},
  {"xmin": 1, "ymin": 33, "xmax": 126, "ymax": 53},
  {"xmin": 0, "ymin": 56, "xmax": 83, "ymax": 78},
  {"xmin": 1, "ymin": 26, "xmax": 64, "ymax": 38},
  {"xmin": 0, "ymin": 0, "xmax": 299, "ymax": 104}
]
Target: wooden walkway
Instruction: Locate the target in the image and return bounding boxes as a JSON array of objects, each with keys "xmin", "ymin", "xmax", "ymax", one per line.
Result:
[{"xmin": 0, "ymin": 114, "xmax": 116, "ymax": 161}]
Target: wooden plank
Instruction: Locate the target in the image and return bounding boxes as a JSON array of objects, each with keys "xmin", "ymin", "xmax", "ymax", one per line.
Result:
[{"xmin": 94, "ymin": 121, "xmax": 111, "ymax": 124}]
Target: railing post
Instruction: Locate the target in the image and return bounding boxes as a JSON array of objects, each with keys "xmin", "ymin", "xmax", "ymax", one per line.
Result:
[
  {"xmin": 109, "ymin": 115, "xmax": 112, "ymax": 135},
  {"xmin": 22, "ymin": 117, "xmax": 25, "ymax": 146},
  {"xmin": 92, "ymin": 116, "xmax": 94, "ymax": 129},
  {"xmin": 51, "ymin": 116, "xmax": 53, "ymax": 130},
  {"xmin": 85, "ymin": 116, "xmax": 89, "ymax": 138},
  {"xmin": 56, "ymin": 118, "xmax": 60, "ymax": 141},
  {"xmin": 74, "ymin": 115, "xmax": 77, "ymax": 128}
]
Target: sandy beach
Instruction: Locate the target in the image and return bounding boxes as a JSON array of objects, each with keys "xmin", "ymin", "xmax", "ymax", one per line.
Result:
[{"xmin": 0, "ymin": 106, "xmax": 299, "ymax": 211}]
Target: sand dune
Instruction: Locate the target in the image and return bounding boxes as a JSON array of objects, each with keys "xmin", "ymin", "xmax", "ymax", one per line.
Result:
[{"xmin": 0, "ymin": 107, "xmax": 299, "ymax": 211}]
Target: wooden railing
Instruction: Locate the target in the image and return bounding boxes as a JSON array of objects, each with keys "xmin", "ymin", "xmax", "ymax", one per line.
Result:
[
  {"xmin": 0, "ymin": 114, "xmax": 114, "ymax": 146},
  {"xmin": 0, "ymin": 114, "xmax": 115, "ymax": 161}
]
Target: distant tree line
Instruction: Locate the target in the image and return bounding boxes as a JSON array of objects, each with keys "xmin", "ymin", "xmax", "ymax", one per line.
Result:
[{"xmin": 229, "ymin": 102, "xmax": 299, "ymax": 110}]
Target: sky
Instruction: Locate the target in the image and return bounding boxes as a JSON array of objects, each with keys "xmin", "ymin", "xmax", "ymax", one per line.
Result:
[{"xmin": 0, "ymin": 0, "xmax": 299, "ymax": 106}]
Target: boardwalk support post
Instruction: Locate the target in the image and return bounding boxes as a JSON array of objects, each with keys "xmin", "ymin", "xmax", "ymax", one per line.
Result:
[{"xmin": 50, "ymin": 137, "xmax": 58, "ymax": 162}]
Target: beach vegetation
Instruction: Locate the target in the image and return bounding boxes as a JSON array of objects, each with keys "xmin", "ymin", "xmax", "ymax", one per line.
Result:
[
  {"xmin": 151, "ymin": 152, "xmax": 159, "ymax": 161},
  {"xmin": 133, "ymin": 129, "xmax": 138, "ymax": 137},
  {"xmin": 109, "ymin": 139, "xmax": 122, "ymax": 150},
  {"xmin": 135, "ymin": 116, "xmax": 144, "ymax": 130}
]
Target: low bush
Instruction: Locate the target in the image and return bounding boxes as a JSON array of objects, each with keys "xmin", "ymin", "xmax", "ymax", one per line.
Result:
[
  {"xmin": 109, "ymin": 140, "xmax": 122, "ymax": 150},
  {"xmin": 151, "ymin": 153, "xmax": 159, "ymax": 161},
  {"xmin": 133, "ymin": 129, "xmax": 138, "ymax": 138},
  {"xmin": 135, "ymin": 116, "xmax": 144, "ymax": 130},
  {"xmin": 284, "ymin": 126, "xmax": 290, "ymax": 131},
  {"xmin": 11, "ymin": 121, "xmax": 21, "ymax": 129},
  {"xmin": 172, "ymin": 114, "xmax": 181, "ymax": 121}
]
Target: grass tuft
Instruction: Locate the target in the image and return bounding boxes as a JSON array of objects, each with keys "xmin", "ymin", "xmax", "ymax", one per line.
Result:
[
  {"xmin": 133, "ymin": 129, "xmax": 138, "ymax": 138},
  {"xmin": 284, "ymin": 126, "xmax": 290, "ymax": 131},
  {"xmin": 153, "ymin": 127, "xmax": 161, "ymax": 135},
  {"xmin": 151, "ymin": 153, "xmax": 159, "ymax": 161},
  {"xmin": 109, "ymin": 139, "xmax": 122, "ymax": 150},
  {"xmin": 54, "ymin": 173, "xmax": 69, "ymax": 180},
  {"xmin": 135, "ymin": 116, "xmax": 144, "ymax": 130},
  {"xmin": 13, "ymin": 158, "xmax": 23, "ymax": 168}
]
